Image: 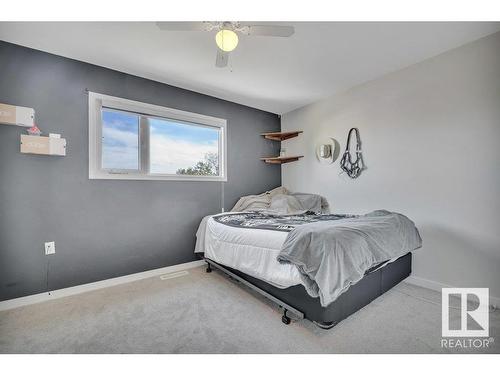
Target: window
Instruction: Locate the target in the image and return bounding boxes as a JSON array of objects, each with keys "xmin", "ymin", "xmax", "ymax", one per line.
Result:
[{"xmin": 89, "ymin": 92, "xmax": 227, "ymax": 181}]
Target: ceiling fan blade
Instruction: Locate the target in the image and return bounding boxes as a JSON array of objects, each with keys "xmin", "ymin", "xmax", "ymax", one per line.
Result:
[
  {"xmin": 155, "ymin": 22, "xmax": 212, "ymax": 32},
  {"xmin": 215, "ymin": 50, "xmax": 229, "ymax": 68},
  {"xmin": 242, "ymin": 25, "xmax": 295, "ymax": 37}
]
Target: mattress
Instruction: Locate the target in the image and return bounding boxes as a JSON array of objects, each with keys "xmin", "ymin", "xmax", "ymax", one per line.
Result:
[
  {"xmin": 201, "ymin": 212, "xmax": 406, "ymax": 291},
  {"xmin": 204, "ymin": 215, "xmax": 303, "ymax": 288}
]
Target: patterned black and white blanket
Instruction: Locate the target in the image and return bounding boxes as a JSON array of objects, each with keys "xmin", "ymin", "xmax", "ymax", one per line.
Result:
[{"xmin": 213, "ymin": 211, "xmax": 355, "ymax": 232}]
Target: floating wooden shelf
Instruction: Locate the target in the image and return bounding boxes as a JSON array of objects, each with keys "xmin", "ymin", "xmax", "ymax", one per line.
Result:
[
  {"xmin": 260, "ymin": 130, "xmax": 303, "ymax": 141},
  {"xmin": 260, "ymin": 131, "xmax": 303, "ymax": 164},
  {"xmin": 260, "ymin": 156, "xmax": 304, "ymax": 164}
]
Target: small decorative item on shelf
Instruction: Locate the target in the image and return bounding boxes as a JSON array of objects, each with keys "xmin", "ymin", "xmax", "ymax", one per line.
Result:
[
  {"xmin": 27, "ymin": 124, "xmax": 41, "ymax": 136},
  {"xmin": 280, "ymin": 148, "xmax": 286, "ymax": 157}
]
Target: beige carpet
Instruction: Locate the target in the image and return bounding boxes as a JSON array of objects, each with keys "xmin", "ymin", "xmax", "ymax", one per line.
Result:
[{"xmin": 0, "ymin": 266, "xmax": 498, "ymax": 353}]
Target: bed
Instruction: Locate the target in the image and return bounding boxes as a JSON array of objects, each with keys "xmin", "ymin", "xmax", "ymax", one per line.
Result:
[{"xmin": 195, "ymin": 190, "xmax": 421, "ymax": 328}]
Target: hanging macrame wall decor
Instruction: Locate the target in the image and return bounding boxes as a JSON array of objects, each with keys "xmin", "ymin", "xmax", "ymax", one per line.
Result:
[{"xmin": 340, "ymin": 127, "xmax": 365, "ymax": 179}]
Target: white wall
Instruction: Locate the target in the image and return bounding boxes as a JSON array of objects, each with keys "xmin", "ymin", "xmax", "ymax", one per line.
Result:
[{"xmin": 281, "ymin": 32, "xmax": 500, "ymax": 300}]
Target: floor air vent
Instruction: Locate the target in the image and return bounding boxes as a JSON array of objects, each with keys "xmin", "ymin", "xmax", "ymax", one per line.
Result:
[{"xmin": 159, "ymin": 270, "xmax": 189, "ymax": 280}]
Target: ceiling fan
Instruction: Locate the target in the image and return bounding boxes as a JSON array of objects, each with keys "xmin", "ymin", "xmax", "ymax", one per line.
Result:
[{"xmin": 156, "ymin": 22, "xmax": 295, "ymax": 68}]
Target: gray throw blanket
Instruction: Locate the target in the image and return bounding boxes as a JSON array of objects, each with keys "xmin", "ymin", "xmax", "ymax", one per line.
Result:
[{"xmin": 277, "ymin": 210, "xmax": 422, "ymax": 307}]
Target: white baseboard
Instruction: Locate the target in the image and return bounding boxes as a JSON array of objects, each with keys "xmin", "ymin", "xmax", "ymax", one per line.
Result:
[
  {"xmin": 3, "ymin": 263, "xmax": 498, "ymax": 312},
  {"xmin": 405, "ymin": 275, "xmax": 500, "ymax": 307},
  {"xmin": 0, "ymin": 260, "xmax": 205, "ymax": 312}
]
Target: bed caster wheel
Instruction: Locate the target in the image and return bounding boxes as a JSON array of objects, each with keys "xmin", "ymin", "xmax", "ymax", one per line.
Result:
[
  {"xmin": 282, "ymin": 310, "xmax": 291, "ymax": 325},
  {"xmin": 313, "ymin": 321, "xmax": 337, "ymax": 330},
  {"xmin": 206, "ymin": 263, "xmax": 212, "ymax": 273}
]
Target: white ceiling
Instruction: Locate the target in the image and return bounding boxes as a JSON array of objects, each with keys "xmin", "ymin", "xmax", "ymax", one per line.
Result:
[{"xmin": 1, "ymin": 22, "xmax": 499, "ymax": 114}]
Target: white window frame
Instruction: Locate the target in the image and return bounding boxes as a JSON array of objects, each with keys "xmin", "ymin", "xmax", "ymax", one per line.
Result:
[{"xmin": 88, "ymin": 92, "xmax": 227, "ymax": 181}]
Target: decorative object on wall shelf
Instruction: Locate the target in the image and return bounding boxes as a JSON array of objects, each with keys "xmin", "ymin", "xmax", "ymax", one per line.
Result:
[
  {"xmin": 340, "ymin": 127, "xmax": 364, "ymax": 178},
  {"xmin": 27, "ymin": 124, "xmax": 41, "ymax": 136},
  {"xmin": 260, "ymin": 156, "xmax": 303, "ymax": 164},
  {"xmin": 316, "ymin": 137, "xmax": 340, "ymax": 164},
  {"xmin": 20, "ymin": 134, "xmax": 66, "ymax": 156},
  {"xmin": 0, "ymin": 103, "xmax": 35, "ymax": 127},
  {"xmin": 261, "ymin": 130, "xmax": 303, "ymax": 141}
]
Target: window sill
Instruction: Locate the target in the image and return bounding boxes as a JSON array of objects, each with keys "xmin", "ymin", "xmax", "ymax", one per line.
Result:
[{"xmin": 89, "ymin": 171, "xmax": 227, "ymax": 182}]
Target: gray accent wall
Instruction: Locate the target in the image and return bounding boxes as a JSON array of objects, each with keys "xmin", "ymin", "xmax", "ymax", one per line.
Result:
[{"xmin": 0, "ymin": 41, "xmax": 281, "ymax": 301}]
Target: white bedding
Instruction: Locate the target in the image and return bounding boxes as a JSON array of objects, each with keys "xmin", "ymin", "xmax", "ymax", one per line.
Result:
[
  {"xmin": 195, "ymin": 213, "xmax": 403, "ymax": 292},
  {"xmin": 199, "ymin": 214, "xmax": 303, "ymax": 289}
]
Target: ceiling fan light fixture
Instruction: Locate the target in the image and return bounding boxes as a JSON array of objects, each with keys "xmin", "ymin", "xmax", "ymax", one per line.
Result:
[{"xmin": 215, "ymin": 29, "xmax": 239, "ymax": 52}]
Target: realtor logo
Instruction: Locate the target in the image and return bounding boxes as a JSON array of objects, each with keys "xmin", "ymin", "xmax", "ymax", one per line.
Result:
[{"xmin": 442, "ymin": 288, "xmax": 489, "ymax": 337}]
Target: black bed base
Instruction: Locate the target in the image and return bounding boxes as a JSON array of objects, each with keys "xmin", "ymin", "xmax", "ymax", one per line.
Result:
[{"xmin": 205, "ymin": 253, "xmax": 412, "ymax": 329}]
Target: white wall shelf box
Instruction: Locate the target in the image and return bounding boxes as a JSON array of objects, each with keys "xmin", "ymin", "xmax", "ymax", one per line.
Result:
[
  {"xmin": 0, "ymin": 103, "xmax": 35, "ymax": 127},
  {"xmin": 20, "ymin": 135, "xmax": 66, "ymax": 156}
]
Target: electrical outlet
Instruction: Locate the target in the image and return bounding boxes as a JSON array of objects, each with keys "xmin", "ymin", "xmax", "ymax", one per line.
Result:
[{"xmin": 44, "ymin": 241, "xmax": 55, "ymax": 255}]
